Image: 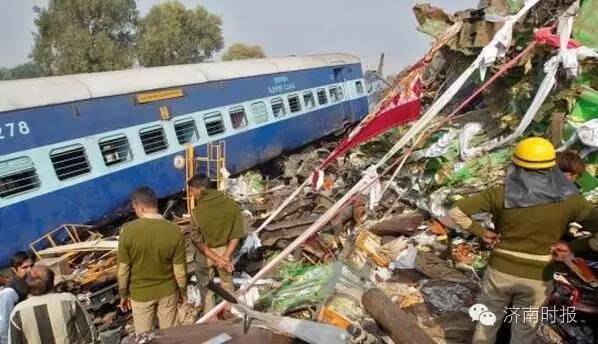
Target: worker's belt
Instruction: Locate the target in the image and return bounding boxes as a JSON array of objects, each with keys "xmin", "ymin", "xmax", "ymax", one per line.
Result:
[{"xmin": 493, "ymin": 247, "xmax": 552, "ymax": 262}]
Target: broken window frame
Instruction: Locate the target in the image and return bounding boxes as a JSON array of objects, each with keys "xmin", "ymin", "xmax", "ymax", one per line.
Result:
[
  {"xmin": 355, "ymin": 81, "xmax": 364, "ymax": 95},
  {"xmin": 204, "ymin": 112, "xmax": 226, "ymax": 136},
  {"xmin": 317, "ymin": 88, "xmax": 328, "ymax": 105},
  {"xmin": 250, "ymin": 101, "xmax": 269, "ymax": 124},
  {"xmin": 287, "ymin": 94, "xmax": 302, "ymax": 113},
  {"xmin": 98, "ymin": 134, "xmax": 133, "ymax": 167},
  {"xmin": 303, "ymin": 91, "xmax": 316, "ymax": 110},
  {"xmin": 139, "ymin": 125, "xmax": 169, "ymax": 155},
  {"xmin": 0, "ymin": 156, "xmax": 40, "ymax": 198},
  {"xmin": 49, "ymin": 144, "xmax": 92, "ymax": 181},
  {"xmin": 229, "ymin": 106, "xmax": 248, "ymax": 130},
  {"xmin": 271, "ymin": 97, "xmax": 287, "ymax": 118},
  {"xmin": 174, "ymin": 118, "xmax": 199, "ymax": 145},
  {"xmin": 329, "ymin": 85, "xmax": 344, "ymax": 102}
]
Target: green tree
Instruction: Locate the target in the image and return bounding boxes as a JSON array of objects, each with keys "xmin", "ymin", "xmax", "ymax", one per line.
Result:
[
  {"xmin": 137, "ymin": 1, "xmax": 224, "ymax": 67},
  {"xmin": 31, "ymin": 0, "xmax": 138, "ymax": 76},
  {"xmin": 0, "ymin": 62, "xmax": 43, "ymax": 80},
  {"xmin": 221, "ymin": 43, "xmax": 266, "ymax": 61},
  {"xmin": 0, "ymin": 68, "xmax": 11, "ymax": 80},
  {"xmin": 8, "ymin": 62, "xmax": 44, "ymax": 79}
]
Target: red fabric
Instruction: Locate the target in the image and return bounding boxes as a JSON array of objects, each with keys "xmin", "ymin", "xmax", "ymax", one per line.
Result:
[
  {"xmin": 534, "ymin": 27, "xmax": 581, "ymax": 49},
  {"xmin": 331, "ymin": 98, "xmax": 421, "ymax": 160},
  {"xmin": 316, "ymin": 70, "xmax": 423, "ymax": 174}
]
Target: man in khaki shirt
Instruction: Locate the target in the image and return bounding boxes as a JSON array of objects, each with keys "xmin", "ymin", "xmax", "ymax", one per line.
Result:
[
  {"xmin": 188, "ymin": 175, "xmax": 244, "ymax": 311},
  {"xmin": 448, "ymin": 138, "xmax": 598, "ymax": 344},
  {"xmin": 117, "ymin": 187, "xmax": 187, "ymax": 334}
]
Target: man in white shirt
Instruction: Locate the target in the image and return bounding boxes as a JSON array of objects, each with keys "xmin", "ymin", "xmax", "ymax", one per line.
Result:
[
  {"xmin": 0, "ymin": 287, "xmax": 19, "ymax": 344},
  {"xmin": 0, "ymin": 251, "xmax": 34, "ymax": 344}
]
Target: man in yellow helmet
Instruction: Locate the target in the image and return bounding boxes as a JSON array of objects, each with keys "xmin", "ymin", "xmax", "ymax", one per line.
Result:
[{"xmin": 448, "ymin": 137, "xmax": 598, "ymax": 344}]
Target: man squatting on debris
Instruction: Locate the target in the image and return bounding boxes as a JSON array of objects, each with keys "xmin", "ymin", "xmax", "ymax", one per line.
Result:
[
  {"xmin": 448, "ymin": 138, "xmax": 598, "ymax": 344},
  {"xmin": 9, "ymin": 265, "xmax": 97, "ymax": 343},
  {"xmin": 117, "ymin": 187, "xmax": 187, "ymax": 334},
  {"xmin": 187, "ymin": 174, "xmax": 245, "ymax": 311}
]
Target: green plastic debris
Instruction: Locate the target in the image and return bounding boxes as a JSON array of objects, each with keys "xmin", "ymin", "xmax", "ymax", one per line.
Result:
[
  {"xmin": 254, "ymin": 263, "xmax": 334, "ymax": 313},
  {"xmin": 577, "ymin": 171, "xmax": 598, "ymax": 193},
  {"xmin": 472, "ymin": 255, "xmax": 488, "ymax": 272},
  {"xmin": 573, "ymin": 0, "xmax": 598, "ymax": 49},
  {"xmin": 571, "ymin": 86, "xmax": 598, "ymax": 122},
  {"xmin": 507, "ymin": 0, "xmax": 524, "ymax": 13},
  {"xmin": 442, "ymin": 149, "xmax": 512, "ymax": 186}
]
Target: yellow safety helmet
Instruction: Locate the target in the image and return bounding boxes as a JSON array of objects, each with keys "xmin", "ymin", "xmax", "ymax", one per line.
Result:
[{"xmin": 512, "ymin": 137, "xmax": 556, "ymax": 170}]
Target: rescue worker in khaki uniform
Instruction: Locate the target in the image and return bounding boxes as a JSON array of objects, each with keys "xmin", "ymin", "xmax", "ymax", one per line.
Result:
[
  {"xmin": 117, "ymin": 187, "xmax": 187, "ymax": 334},
  {"xmin": 187, "ymin": 174, "xmax": 244, "ymax": 312},
  {"xmin": 448, "ymin": 137, "xmax": 598, "ymax": 344}
]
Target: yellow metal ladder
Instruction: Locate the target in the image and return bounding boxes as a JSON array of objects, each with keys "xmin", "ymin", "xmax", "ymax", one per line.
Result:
[{"xmin": 185, "ymin": 141, "xmax": 226, "ymax": 213}]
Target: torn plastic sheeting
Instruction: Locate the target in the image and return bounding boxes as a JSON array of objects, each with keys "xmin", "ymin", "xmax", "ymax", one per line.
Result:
[
  {"xmin": 227, "ymin": 171, "xmax": 265, "ymax": 202},
  {"xmin": 469, "ymin": 54, "xmax": 560, "ymax": 157},
  {"xmin": 360, "ymin": 166, "xmax": 382, "ymax": 212},
  {"xmin": 420, "ymin": 280, "xmax": 474, "ymax": 313},
  {"xmin": 578, "ymin": 119, "xmax": 598, "ymax": 148},
  {"xmin": 380, "ymin": 237, "xmax": 409, "ymax": 261},
  {"xmin": 467, "ymin": 2, "xmax": 583, "ymax": 158},
  {"xmin": 477, "ymin": 0, "xmax": 544, "ymax": 79},
  {"xmin": 429, "ymin": 188, "xmax": 451, "ymax": 218},
  {"xmin": 423, "ymin": 130, "xmax": 459, "ymax": 158},
  {"xmin": 459, "ymin": 123, "xmax": 483, "ymax": 161},
  {"xmin": 368, "ymin": 178, "xmax": 382, "ymax": 211},
  {"xmin": 390, "ymin": 244, "xmax": 418, "ymax": 270}
]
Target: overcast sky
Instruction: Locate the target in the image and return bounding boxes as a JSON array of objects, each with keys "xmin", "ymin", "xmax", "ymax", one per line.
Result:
[{"xmin": 0, "ymin": 0, "xmax": 477, "ymax": 74}]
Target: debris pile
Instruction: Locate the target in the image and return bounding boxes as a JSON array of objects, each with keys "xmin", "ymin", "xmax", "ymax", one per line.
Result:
[
  {"xmin": 210, "ymin": 0, "xmax": 598, "ymax": 342},
  {"xmin": 2, "ymin": 0, "xmax": 597, "ymax": 343}
]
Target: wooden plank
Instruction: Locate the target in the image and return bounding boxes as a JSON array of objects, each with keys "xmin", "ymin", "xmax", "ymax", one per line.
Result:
[{"xmin": 37, "ymin": 240, "xmax": 118, "ymax": 257}]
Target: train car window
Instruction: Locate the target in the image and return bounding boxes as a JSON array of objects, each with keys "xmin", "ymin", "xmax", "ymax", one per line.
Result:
[
  {"xmin": 317, "ymin": 88, "xmax": 328, "ymax": 105},
  {"xmin": 229, "ymin": 106, "xmax": 248, "ymax": 129},
  {"xmin": 204, "ymin": 112, "xmax": 226, "ymax": 136},
  {"xmin": 329, "ymin": 86, "xmax": 343, "ymax": 102},
  {"xmin": 0, "ymin": 157, "xmax": 40, "ymax": 198},
  {"xmin": 50, "ymin": 144, "xmax": 91, "ymax": 181},
  {"xmin": 139, "ymin": 125, "xmax": 168, "ymax": 154},
  {"xmin": 287, "ymin": 94, "xmax": 301, "ymax": 113},
  {"xmin": 271, "ymin": 97, "xmax": 286, "ymax": 118},
  {"xmin": 174, "ymin": 118, "xmax": 199, "ymax": 144},
  {"xmin": 99, "ymin": 134, "xmax": 132, "ymax": 167},
  {"xmin": 355, "ymin": 81, "xmax": 364, "ymax": 95},
  {"xmin": 303, "ymin": 91, "xmax": 315, "ymax": 110},
  {"xmin": 329, "ymin": 87, "xmax": 339, "ymax": 102},
  {"xmin": 250, "ymin": 102, "xmax": 268, "ymax": 123}
]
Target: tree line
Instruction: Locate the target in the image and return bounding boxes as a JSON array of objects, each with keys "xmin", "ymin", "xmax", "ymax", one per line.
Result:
[{"xmin": 2, "ymin": 0, "xmax": 265, "ymax": 80}]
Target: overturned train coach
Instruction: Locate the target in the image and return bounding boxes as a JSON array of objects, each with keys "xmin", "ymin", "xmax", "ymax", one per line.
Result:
[{"xmin": 0, "ymin": 53, "xmax": 369, "ymax": 265}]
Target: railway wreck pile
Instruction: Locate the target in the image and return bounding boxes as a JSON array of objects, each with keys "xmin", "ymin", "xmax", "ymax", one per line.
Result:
[{"xmin": 2, "ymin": 0, "xmax": 598, "ymax": 343}]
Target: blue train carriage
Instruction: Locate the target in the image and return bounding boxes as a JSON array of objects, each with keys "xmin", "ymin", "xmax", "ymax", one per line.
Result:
[{"xmin": 0, "ymin": 53, "xmax": 369, "ymax": 265}]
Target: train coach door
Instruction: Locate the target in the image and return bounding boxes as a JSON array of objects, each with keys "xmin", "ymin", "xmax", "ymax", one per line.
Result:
[{"xmin": 333, "ymin": 67, "xmax": 355, "ymax": 126}]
